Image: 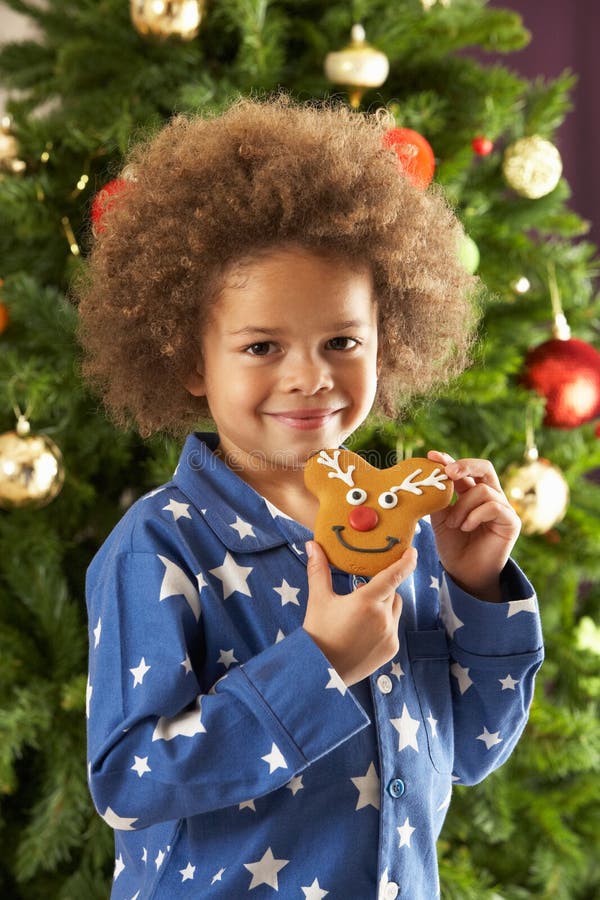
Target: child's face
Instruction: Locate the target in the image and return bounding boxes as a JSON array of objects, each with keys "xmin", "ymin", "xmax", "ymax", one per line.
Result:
[{"xmin": 185, "ymin": 245, "xmax": 378, "ymax": 473}]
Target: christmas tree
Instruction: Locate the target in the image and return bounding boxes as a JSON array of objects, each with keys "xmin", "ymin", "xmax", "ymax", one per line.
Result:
[{"xmin": 1, "ymin": 1, "xmax": 599, "ymax": 897}]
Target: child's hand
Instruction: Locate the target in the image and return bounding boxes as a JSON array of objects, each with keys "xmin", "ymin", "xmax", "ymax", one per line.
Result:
[
  {"xmin": 426, "ymin": 450, "xmax": 521, "ymax": 603},
  {"xmin": 302, "ymin": 541, "xmax": 417, "ymax": 686}
]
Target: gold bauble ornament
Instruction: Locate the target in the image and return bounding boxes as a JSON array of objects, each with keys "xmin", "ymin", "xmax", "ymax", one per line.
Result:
[
  {"xmin": 421, "ymin": 0, "xmax": 451, "ymax": 9},
  {"xmin": 324, "ymin": 24, "xmax": 389, "ymax": 108},
  {"xmin": 502, "ymin": 135, "xmax": 562, "ymax": 199},
  {"xmin": 0, "ymin": 116, "xmax": 26, "ymax": 174},
  {"xmin": 0, "ymin": 416, "xmax": 65, "ymax": 509},
  {"xmin": 501, "ymin": 447, "xmax": 569, "ymax": 535},
  {"xmin": 130, "ymin": 0, "xmax": 205, "ymax": 41}
]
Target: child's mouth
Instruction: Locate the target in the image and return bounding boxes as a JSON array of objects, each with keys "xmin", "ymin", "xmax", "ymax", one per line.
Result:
[{"xmin": 266, "ymin": 409, "xmax": 340, "ymax": 430}]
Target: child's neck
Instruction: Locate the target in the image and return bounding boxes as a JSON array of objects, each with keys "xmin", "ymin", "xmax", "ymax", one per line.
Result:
[{"xmin": 216, "ymin": 445, "xmax": 318, "ymax": 530}]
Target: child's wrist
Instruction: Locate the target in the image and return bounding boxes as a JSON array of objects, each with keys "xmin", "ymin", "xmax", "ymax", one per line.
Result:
[{"xmin": 446, "ymin": 571, "xmax": 503, "ymax": 604}]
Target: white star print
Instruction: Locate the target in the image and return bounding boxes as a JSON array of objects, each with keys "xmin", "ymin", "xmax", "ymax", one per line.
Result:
[
  {"xmin": 429, "ymin": 575, "xmax": 440, "ymax": 590},
  {"xmin": 390, "ymin": 660, "xmax": 405, "ymax": 680},
  {"xmin": 130, "ymin": 658, "xmax": 150, "ymax": 687},
  {"xmin": 86, "ymin": 678, "xmax": 92, "ymax": 719},
  {"xmin": 197, "ymin": 571, "xmax": 208, "ymax": 592},
  {"xmin": 477, "ymin": 726, "xmax": 503, "ymax": 749},
  {"xmin": 390, "ymin": 703, "xmax": 420, "ymax": 752},
  {"xmin": 229, "ymin": 516, "xmax": 256, "ymax": 539},
  {"xmin": 158, "ymin": 556, "xmax": 201, "ymax": 621},
  {"xmin": 273, "ymin": 578, "xmax": 301, "ymax": 606},
  {"xmin": 180, "ymin": 862, "xmax": 195, "ymax": 882},
  {"xmin": 93, "ymin": 617, "xmax": 102, "ymax": 648},
  {"xmin": 439, "ymin": 577, "xmax": 464, "ymax": 637},
  {"xmin": 261, "ymin": 743, "xmax": 287, "ymax": 774},
  {"xmin": 397, "ymin": 816, "xmax": 415, "ymax": 847},
  {"xmin": 113, "ymin": 854, "xmax": 125, "ymax": 880},
  {"xmin": 141, "ymin": 847, "xmax": 147, "ymax": 863},
  {"xmin": 426, "ymin": 712, "xmax": 438, "ymax": 738},
  {"xmin": 244, "ymin": 846, "xmax": 289, "ymax": 890},
  {"xmin": 209, "ymin": 552, "xmax": 253, "ymax": 599},
  {"xmin": 302, "ymin": 878, "xmax": 329, "ymax": 898},
  {"xmin": 152, "ymin": 696, "xmax": 207, "ymax": 741},
  {"xmin": 275, "ymin": 629, "xmax": 285, "ymax": 643},
  {"xmin": 351, "ymin": 761, "xmax": 380, "ymax": 811},
  {"xmin": 239, "ymin": 799, "xmax": 256, "ymax": 811},
  {"xmin": 499, "ymin": 674, "xmax": 519, "ymax": 690},
  {"xmin": 292, "ymin": 543, "xmax": 305, "ymax": 556},
  {"xmin": 211, "ymin": 868, "xmax": 225, "ymax": 884},
  {"xmin": 181, "ymin": 654, "xmax": 193, "ymax": 675},
  {"xmin": 131, "ymin": 756, "xmax": 151, "ymax": 778},
  {"xmin": 325, "ymin": 667, "xmax": 347, "ymax": 695},
  {"xmin": 378, "ymin": 869, "xmax": 393, "ymax": 900},
  {"xmin": 155, "ymin": 849, "xmax": 165, "ymax": 870},
  {"xmin": 102, "ymin": 806, "xmax": 138, "ymax": 831},
  {"xmin": 162, "ymin": 498, "xmax": 192, "ymax": 521},
  {"xmin": 450, "ymin": 661, "xmax": 473, "ymax": 694},
  {"xmin": 507, "ymin": 595, "xmax": 537, "ymax": 617},
  {"xmin": 286, "ymin": 775, "xmax": 304, "ymax": 795},
  {"xmin": 437, "ymin": 788, "xmax": 452, "ymax": 811},
  {"xmin": 217, "ymin": 648, "xmax": 238, "ymax": 669}
]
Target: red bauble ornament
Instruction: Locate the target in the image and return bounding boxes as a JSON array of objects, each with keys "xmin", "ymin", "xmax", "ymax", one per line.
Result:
[
  {"xmin": 472, "ymin": 135, "xmax": 493, "ymax": 156},
  {"xmin": 91, "ymin": 177, "xmax": 129, "ymax": 236},
  {"xmin": 0, "ymin": 301, "xmax": 8, "ymax": 334},
  {"xmin": 383, "ymin": 127, "xmax": 435, "ymax": 189},
  {"xmin": 521, "ymin": 336, "xmax": 600, "ymax": 428}
]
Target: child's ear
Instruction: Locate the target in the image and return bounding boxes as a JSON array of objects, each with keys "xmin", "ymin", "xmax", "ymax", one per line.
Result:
[{"xmin": 182, "ymin": 365, "xmax": 205, "ymax": 397}]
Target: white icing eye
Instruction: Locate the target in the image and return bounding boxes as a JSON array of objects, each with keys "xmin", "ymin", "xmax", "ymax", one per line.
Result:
[
  {"xmin": 346, "ymin": 487, "xmax": 367, "ymax": 506},
  {"xmin": 378, "ymin": 491, "xmax": 398, "ymax": 509}
]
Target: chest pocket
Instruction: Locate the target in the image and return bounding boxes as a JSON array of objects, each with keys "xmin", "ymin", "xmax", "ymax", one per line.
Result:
[{"xmin": 406, "ymin": 629, "xmax": 454, "ymax": 775}]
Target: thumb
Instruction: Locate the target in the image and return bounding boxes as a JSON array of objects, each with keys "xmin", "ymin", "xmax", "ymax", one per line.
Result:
[{"xmin": 306, "ymin": 541, "xmax": 333, "ymax": 593}]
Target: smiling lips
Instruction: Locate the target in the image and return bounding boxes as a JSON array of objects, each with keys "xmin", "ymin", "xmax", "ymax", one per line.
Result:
[
  {"xmin": 332, "ymin": 525, "xmax": 400, "ymax": 554},
  {"xmin": 266, "ymin": 408, "xmax": 341, "ymax": 430}
]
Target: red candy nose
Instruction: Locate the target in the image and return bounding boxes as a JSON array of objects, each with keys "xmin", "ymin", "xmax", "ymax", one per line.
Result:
[{"xmin": 349, "ymin": 506, "xmax": 379, "ymax": 532}]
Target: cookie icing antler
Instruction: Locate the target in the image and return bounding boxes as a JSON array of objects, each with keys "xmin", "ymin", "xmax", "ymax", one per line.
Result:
[
  {"xmin": 391, "ymin": 467, "xmax": 448, "ymax": 496},
  {"xmin": 316, "ymin": 449, "xmax": 356, "ymax": 486}
]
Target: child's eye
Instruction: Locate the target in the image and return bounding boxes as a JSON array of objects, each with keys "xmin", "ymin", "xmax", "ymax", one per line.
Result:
[
  {"xmin": 327, "ymin": 337, "xmax": 359, "ymax": 351},
  {"xmin": 244, "ymin": 341, "xmax": 277, "ymax": 356}
]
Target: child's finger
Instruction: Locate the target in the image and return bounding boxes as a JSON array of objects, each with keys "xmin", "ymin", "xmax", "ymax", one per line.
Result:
[
  {"xmin": 444, "ymin": 458, "xmax": 503, "ymax": 492},
  {"xmin": 427, "ymin": 449, "xmax": 475, "ymax": 492},
  {"xmin": 361, "ymin": 547, "xmax": 418, "ymax": 602},
  {"xmin": 305, "ymin": 541, "xmax": 333, "ymax": 595}
]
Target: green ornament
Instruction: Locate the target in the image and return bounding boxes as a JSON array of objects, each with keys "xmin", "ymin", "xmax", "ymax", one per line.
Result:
[{"xmin": 457, "ymin": 234, "xmax": 480, "ymax": 274}]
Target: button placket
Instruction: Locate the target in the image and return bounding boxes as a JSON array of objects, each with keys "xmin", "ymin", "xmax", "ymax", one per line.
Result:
[{"xmin": 370, "ymin": 667, "xmax": 404, "ymax": 900}]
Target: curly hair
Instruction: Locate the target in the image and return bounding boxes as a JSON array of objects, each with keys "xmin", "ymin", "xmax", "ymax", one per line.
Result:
[{"xmin": 75, "ymin": 93, "xmax": 480, "ymax": 438}]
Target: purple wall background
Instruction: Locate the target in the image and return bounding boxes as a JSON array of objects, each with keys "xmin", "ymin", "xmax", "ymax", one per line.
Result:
[{"xmin": 490, "ymin": 0, "xmax": 599, "ymax": 248}]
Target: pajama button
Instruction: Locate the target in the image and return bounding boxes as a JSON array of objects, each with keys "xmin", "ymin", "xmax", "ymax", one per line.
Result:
[
  {"xmin": 387, "ymin": 778, "xmax": 405, "ymax": 798},
  {"xmin": 377, "ymin": 674, "xmax": 393, "ymax": 694},
  {"xmin": 384, "ymin": 882, "xmax": 399, "ymax": 899}
]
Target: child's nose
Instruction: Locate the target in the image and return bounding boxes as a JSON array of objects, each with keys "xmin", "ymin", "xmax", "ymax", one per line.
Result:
[
  {"xmin": 348, "ymin": 506, "xmax": 379, "ymax": 531},
  {"xmin": 282, "ymin": 353, "xmax": 333, "ymax": 394}
]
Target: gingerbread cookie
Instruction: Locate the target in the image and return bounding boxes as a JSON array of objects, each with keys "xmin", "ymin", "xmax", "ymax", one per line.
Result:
[{"xmin": 304, "ymin": 448, "xmax": 452, "ymax": 577}]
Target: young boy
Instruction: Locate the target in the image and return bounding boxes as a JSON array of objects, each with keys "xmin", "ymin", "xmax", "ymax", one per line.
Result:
[{"xmin": 78, "ymin": 95, "xmax": 543, "ymax": 899}]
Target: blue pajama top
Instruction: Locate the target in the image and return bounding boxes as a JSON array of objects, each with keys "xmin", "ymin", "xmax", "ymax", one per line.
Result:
[{"xmin": 86, "ymin": 432, "xmax": 544, "ymax": 900}]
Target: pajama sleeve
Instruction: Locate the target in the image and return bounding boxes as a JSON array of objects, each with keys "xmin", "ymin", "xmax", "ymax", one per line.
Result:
[
  {"xmin": 439, "ymin": 560, "xmax": 544, "ymax": 785},
  {"xmin": 86, "ymin": 549, "xmax": 369, "ymax": 831}
]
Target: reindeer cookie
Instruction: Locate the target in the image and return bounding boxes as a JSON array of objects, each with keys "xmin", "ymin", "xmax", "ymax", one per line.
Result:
[{"xmin": 304, "ymin": 448, "xmax": 453, "ymax": 577}]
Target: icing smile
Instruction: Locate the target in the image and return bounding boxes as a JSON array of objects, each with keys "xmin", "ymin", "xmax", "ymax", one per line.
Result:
[{"xmin": 331, "ymin": 526, "xmax": 400, "ymax": 554}]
